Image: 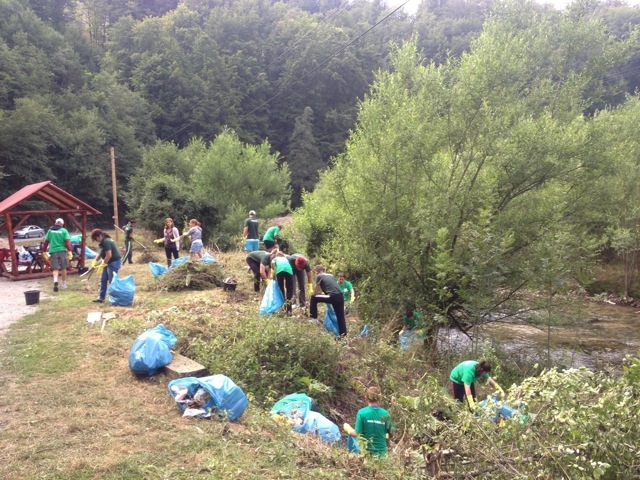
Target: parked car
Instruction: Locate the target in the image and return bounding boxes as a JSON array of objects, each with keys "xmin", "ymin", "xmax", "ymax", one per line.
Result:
[{"xmin": 13, "ymin": 225, "xmax": 45, "ymax": 239}]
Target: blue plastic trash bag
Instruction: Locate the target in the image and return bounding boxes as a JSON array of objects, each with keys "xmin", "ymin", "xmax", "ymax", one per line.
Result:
[
  {"xmin": 293, "ymin": 411, "xmax": 341, "ymax": 444},
  {"xmin": 259, "ymin": 280, "xmax": 285, "ymax": 316},
  {"xmin": 358, "ymin": 325, "xmax": 369, "ymax": 338},
  {"xmin": 129, "ymin": 324, "xmax": 177, "ymax": 376},
  {"xmin": 202, "ymin": 252, "xmax": 216, "ymax": 264},
  {"xmin": 85, "ymin": 246, "xmax": 97, "ymax": 259},
  {"xmin": 168, "ymin": 374, "xmax": 249, "ymax": 421},
  {"xmin": 347, "ymin": 435, "xmax": 361, "ymax": 453},
  {"xmin": 169, "ymin": 256, "xmax": 190, "ymax": 268},
  {"xmin": 149, "ymin": 262, "xmax": 168, "ymax": 278},
  {"xmin": 108, "ymin": 273, "xmax": 135, "ymax": 306},
  {"xmin": 323, "ymin": 304, "xmax": 339, "ymax": 336},
  {"xmin": 271, "ymin": 393, "xmax": 316, "ymax": 415},
  {"xmin": 399, "ymin": 329, "xmax": 422, "ymax": 350},
  {"xmin": 478, "ymin": 396, "xmax": 529, "ymax": 425}
]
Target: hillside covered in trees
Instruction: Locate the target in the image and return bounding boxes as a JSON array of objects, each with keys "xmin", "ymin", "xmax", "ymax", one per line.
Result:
[{"xmin": 2, "ymin": 0, "xmax": 640, "ymax": 219}]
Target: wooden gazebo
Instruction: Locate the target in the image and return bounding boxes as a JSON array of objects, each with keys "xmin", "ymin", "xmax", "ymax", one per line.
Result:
[{"xmin": 0, "ymin": 181, "xmax": 101, "ymax": 280}]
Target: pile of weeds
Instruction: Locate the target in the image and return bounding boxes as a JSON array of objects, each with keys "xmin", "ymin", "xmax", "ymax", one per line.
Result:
[{"xmin": 156, "ymin": 261, "xmax": 226, "ymax": 291}]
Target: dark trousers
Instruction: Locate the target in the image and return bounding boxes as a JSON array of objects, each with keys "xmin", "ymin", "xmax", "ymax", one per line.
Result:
[
  {"xmin": 291, "ymin": 269, "xmax": 307, "ymax": 306},
  {"xmin": 165, "ymin": 246, "xmax": 179, "ymax": 267},
  {"xmin": 451, "ymin": 381, "xmax": 476, "ymax": 404},
  {"xmin": 124, "ymin": 238, "xmax": 133, "ymax": 264},
  {"xmin": 247, "ymin": 257, "xmax": 262, "ymax": 292},
  {"xmin": 310, "ymin": 293, "xmax": 346, "ymax": 337},
  {"xmin": 277, "ymin": 271, "xmax": 294, "ymax": 314}
]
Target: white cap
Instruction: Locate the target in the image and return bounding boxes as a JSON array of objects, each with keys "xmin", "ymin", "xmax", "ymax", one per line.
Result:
[
  {"xmin": 249, "ymin": 210, "xmax": 256, "ymax": 215},
  {"xmin": 55, "ymin": 218, "xmax": 64, "ymax": 225}
]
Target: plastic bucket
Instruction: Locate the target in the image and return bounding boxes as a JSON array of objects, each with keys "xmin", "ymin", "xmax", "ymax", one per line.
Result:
[
  {"xmin": 24, "ymin": 290, "xmax": 40, "ymax": 305},
  {"xmin": 223, "ymin": 278, "xmax": 237, "ymax": 292}
]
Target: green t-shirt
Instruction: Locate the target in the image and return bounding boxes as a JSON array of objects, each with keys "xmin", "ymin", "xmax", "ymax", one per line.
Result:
[
  {"xmin": 247, "ymin": 251, "xmax": 270, "ymax": 264},
  {"xmin": 99, "ymin": 237, "xmax": 122, "ymax": 263},
  {"xmin": 244, "ymin": 217, "xmax": 259, "ymax": 239},
  {"xmin": 339, "ymin": 280, "xmax": 353, "ymax": 302},
  {"xmin": 355, "ymin": 405, "xmax": 394, "ymax": 456},
  {"xmin": 449, "ymin": 361, "xmax": 489, "ymax": 385},
  {"xmin": 263, "ymin": 226, "xmax": 280, "ymax": 242},
  {"xmin": 315, "ymin": 273, "xmax": 342, "ymax": 295},
  {"xmin": 273, "ymin": 256, "xmax": 293, "ymax": 275},
  {"xmin": 45, "ymin": 226, "xmax": 71, "ymax": 253},
  {"xmin": 403, "ymin": 311, "xmax": 425, "ymax": 329}
]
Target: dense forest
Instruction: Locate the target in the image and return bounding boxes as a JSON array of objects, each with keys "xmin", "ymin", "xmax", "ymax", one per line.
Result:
[{"xmin": 2, "ymin": 0, "xmax": 639, "ymax": 222}]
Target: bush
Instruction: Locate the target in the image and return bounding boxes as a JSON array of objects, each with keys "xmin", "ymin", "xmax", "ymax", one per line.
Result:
[{"xmin": 189, "ymin": 314, "xmax": 348, "ymax": 405}]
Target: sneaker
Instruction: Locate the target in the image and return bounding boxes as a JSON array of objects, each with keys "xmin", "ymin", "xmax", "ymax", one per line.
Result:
[
  {"xmin": 92, "ymin": 298, "xmax": 104, "ymax": 303},
  {"xmin": 53, "ymin": 281, "xmax": 58, "ymax": 292},
  {"xmin": 61, "ymin": 282, "xmax": 67, "ymax": 290}
]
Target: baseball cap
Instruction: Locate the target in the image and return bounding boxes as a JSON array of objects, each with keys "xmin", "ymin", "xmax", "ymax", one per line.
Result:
[
  {"xmin": 55, "ymin": 218, "xmax": 64, "ymax": 225},
  {"xmin": 249, "ymin": 210, "xmax": 256, "ymax": 215}
]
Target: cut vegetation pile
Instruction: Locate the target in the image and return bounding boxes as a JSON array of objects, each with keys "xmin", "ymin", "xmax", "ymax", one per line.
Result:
[{"xmin": 157, "ymin": 261, "xmax": 226, "ymax": 291}]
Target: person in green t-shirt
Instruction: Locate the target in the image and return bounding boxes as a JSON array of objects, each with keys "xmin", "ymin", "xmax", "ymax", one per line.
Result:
[
  {"xmin": 90, "ymin": 228, "xmax": 122, "ymax": 303},
  {"xmin": 271, "ymin": 251, "xmax": 294, "ymax": 315},
  {"xmin": 449, "ymin": 360, "xmax": 504, "ymax": 412},
  {"xmin": 42, "ymin": 218, "xmax": 73, "ymax": 292},
  {"xmin": 262, "ymin": 224, "xmax": 282, "ymax": 251},
  {"xmin": 337, "ymin": 272, "xmax": 355, "ymax": 314},
  {"xmin": 345, "ymin": 387, "xmax": 394, "ymax": 457}
]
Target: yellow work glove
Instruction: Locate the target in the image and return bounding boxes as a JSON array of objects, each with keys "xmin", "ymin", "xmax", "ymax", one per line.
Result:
[
  {"xmin": 170, "ymin": 237, "xmax": 180, "ymax": 242},
  {"xmin": 466, "ymin": 395, "xmax": 478, "ymax": 412},
  {"xmin": 495, "ymin": 384, "xmax": 505, "ymax": 398},
  {"xmin": 67, "ymin": 251, "xmax": 73, "ymax": 261},
  {"xmin": 95, "ymin": 262, "xmax": 106, "ymax": 273},
  {"xmin": 153, "ymin": 238, "xmax": 163, "ymax": 244},
  {"xmin": 91, "ymin": 258, "xmax": 100, "ymax": 268},
  {"xmin": 264, "ymin": 278, "xmax": 271, "ymax": 285},
  {"xmin": 42, "ymin": 251, "xmax": 50, "ymax": 261},
  {"xmin": 350, "ymin": 296, "xmax": 355, "ymax": 304},
  {"xmin": 343, "ymin": 423, "xmax": 356, "ymax": 436},
  {"xmin": 307, "ymin": 284, "xmax": 313, "ymax": 296}
]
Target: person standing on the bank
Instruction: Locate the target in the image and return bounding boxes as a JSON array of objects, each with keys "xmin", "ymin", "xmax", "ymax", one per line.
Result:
[
  {"xmin": 42, "ymin": 218, "xmax": 73, "ymax": 292},
  {"xmin": 184, "ymin": 219, "xmax": 203, "ymax": 261},
  {"xmin": 90, "ymin": 228, "xmax": 122, "ymax": 303},
  {"xmin": 123, "ymin": 219, "xmax": 136, "ymax": 265},
  {"xmin": 243, "ymin": 210, "xmax": 260, "ymax": 252},
  {"xmin": 246, "ymin": 250, "xmax": 270, "ymax": 292},
  {"xmin": 262, "ymin": 224, "xmax": 282, "ymax": 252},
  {"xmin": 344, "ymin": 387, "xmax": 394, "ymax": 457},
  {"xmin": 163, "ymin": 217, "xmax": 180, "ymax": 267},
  {"xmin": 309, "ymin": 265, "xmax": 347, "ymax": 337}
]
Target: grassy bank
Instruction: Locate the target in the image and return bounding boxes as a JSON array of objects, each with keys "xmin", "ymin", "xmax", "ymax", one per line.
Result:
[{"xmin": 0, "ymin": 249, "xmax": 416, "ymax": 479}]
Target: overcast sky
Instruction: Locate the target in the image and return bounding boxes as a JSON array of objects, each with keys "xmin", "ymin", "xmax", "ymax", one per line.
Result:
[{"xmin": 387, "ymin": 0, "xmax": 640, "ymax": 14}]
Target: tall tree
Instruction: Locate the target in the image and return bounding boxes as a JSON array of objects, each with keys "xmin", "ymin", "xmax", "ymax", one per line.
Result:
[{"xmin": 287, "ymin": 107, "xmax": 323, "ymax": 207}]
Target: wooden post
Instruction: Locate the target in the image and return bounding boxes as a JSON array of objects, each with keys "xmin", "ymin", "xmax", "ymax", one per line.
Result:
[{"xmin": 110, "ymin": 146, "xmax": 119, "ymax": 243}]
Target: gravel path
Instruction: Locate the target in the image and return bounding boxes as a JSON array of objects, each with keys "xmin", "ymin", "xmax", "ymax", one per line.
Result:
[{"xmin": 0, "ymin": 277, "xmax": 43, "ymax": 343}]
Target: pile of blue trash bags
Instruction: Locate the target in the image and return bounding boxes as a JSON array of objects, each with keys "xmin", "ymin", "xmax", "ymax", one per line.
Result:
[{"xmin": 149, "ymin": 253, "xmax": 217, "ymax": 278}]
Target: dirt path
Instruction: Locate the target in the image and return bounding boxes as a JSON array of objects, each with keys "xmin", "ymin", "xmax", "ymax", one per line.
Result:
[{"xmin": 0, "ymin": 277, "xmax": 43, "ymax": 344}]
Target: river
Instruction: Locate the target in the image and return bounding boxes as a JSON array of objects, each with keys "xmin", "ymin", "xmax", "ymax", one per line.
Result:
[{"xmin": 438, "ymin": 301, "xmax": 640, "ymax": 369}]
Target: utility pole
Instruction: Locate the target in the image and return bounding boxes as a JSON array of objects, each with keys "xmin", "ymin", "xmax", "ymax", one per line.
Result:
[{"xmin": 110, "ymin": 146, "xmax": 119, "ymax": 243}]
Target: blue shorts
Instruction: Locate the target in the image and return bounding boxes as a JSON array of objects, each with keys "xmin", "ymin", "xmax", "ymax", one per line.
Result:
[
  {"xmin": 190, "ymin": 240, "xmax": 203, "ymax": 253},
  {"xmin": 244, "ymin": 239, "xmax": 259, "ymax": 251}
]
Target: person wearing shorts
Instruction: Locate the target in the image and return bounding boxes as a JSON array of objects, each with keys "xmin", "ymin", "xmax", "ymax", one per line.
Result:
[
  {"xmin": 262, "ymin": 224, "xmax": 282, "ymax": 251},
  {"xmin": 42, "ymin": 218, "xmax": 73, "ymax": 292},
  {"xmin": 184, "ymin": 219, "xmax": 203, "ymax": 261},
  {"xmin": 243, "ymin": 210, "xmax": 260, "ymax": 251}
]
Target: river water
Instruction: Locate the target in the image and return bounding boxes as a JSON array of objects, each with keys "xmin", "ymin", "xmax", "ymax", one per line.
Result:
[{"xmin": 437, "ymin": 301, "xmax": 640, "ymax": 369}]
